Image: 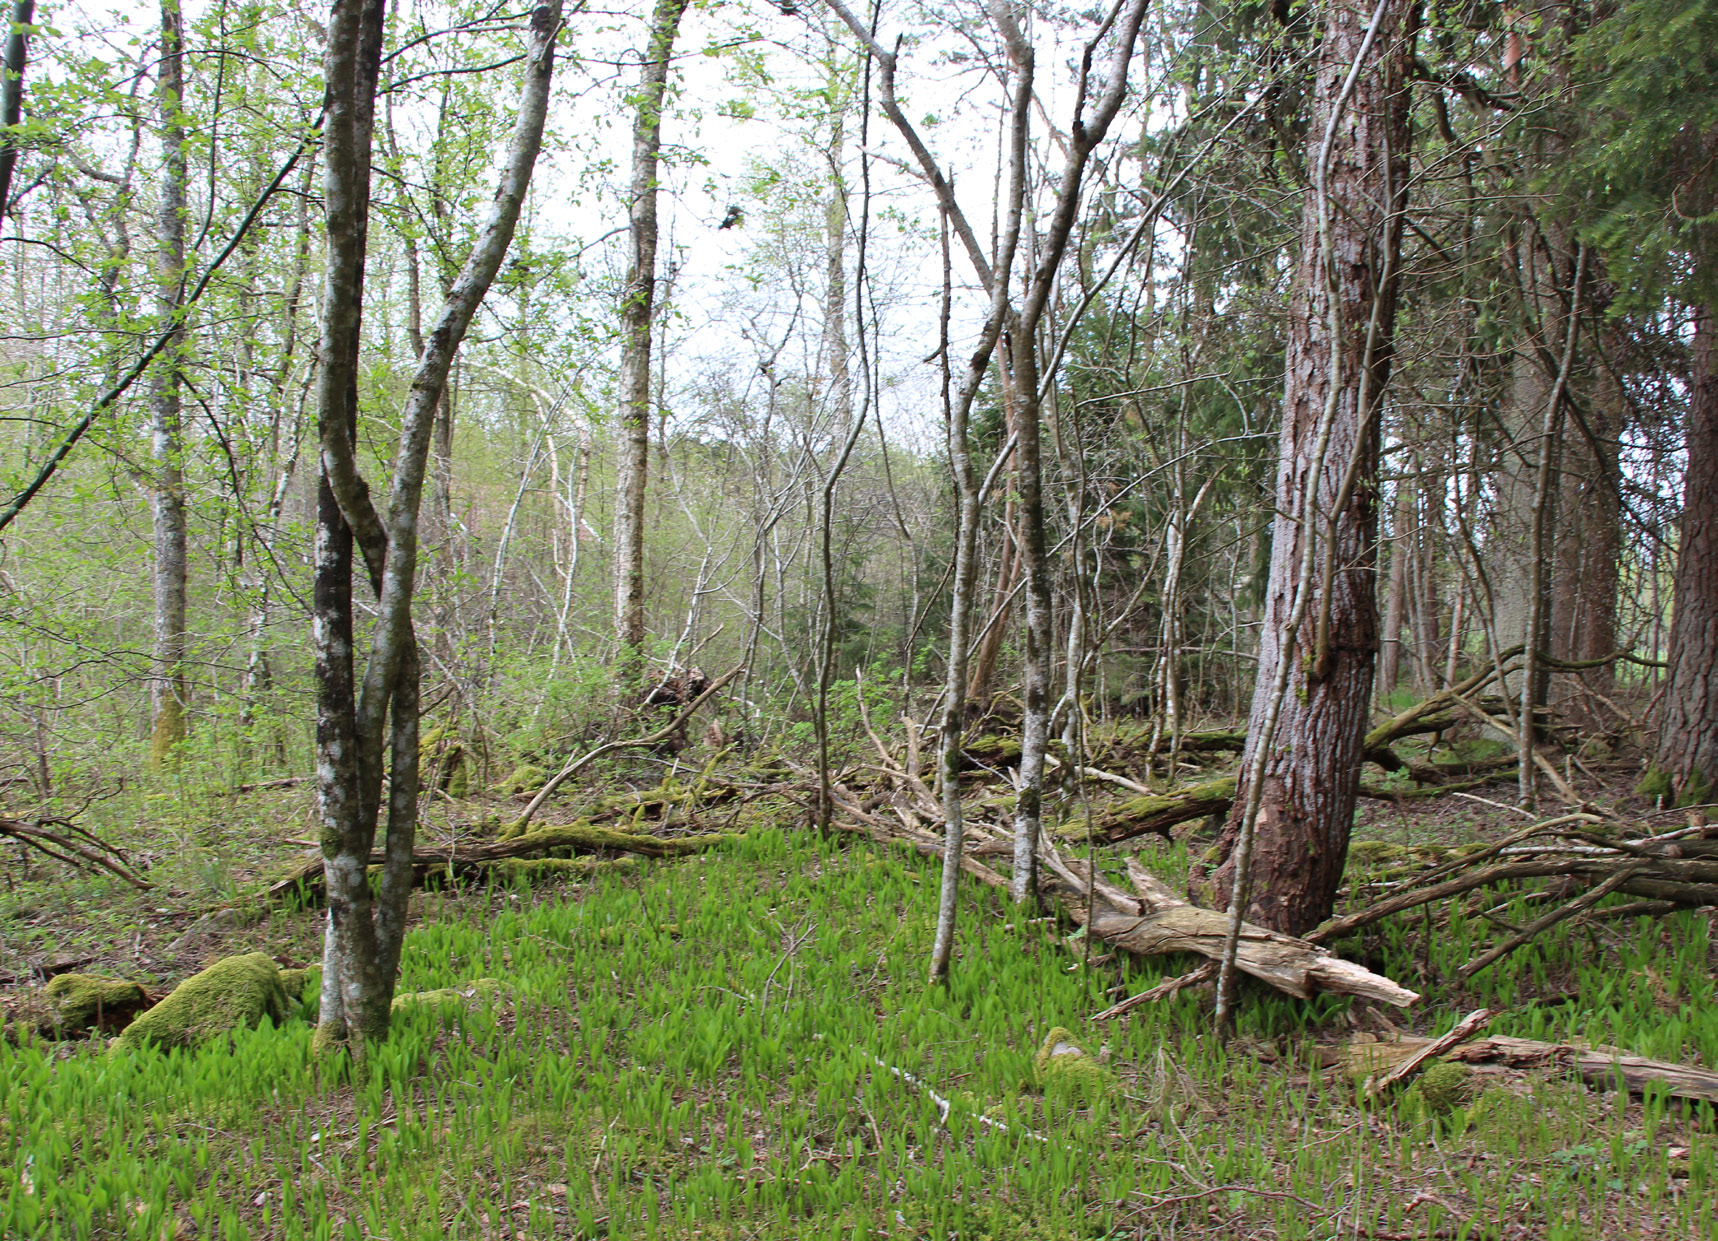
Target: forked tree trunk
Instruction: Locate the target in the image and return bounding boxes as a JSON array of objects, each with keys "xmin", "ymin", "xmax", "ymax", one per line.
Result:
[
  {"xmin": 148, "ymin": 0, "xmax": 189, "ymax": 768},
  {"xmin": 313, "ymin": 0, "xmax": 560, "ymax": 1056},
  {"xmin": 1655, "ymin": 303, "xmax": 1718, "ymax": 802},
  {"xmin": 1209, "ymin": 0, "xmax": 1413, "ymax": 938},
  {"xmin": 612, "ymin": 0, "xmax": 689, "ymax": 681}
]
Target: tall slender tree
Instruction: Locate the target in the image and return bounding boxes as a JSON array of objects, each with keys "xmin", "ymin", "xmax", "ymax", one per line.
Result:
[
  {"xmin": 312, "ymin": 0, "xmax": 563, "ymax": 1055},
  {"xmin": 612, "ymin": 0, "xmax": 690, "ymax": 679},
  {"xmin": 148, "ymin": 0, "xmax": 189, "ymax": 767}
]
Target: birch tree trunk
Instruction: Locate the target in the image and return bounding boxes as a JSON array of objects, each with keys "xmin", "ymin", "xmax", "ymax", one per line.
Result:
[
  {"xmin": 313, "ymin": 0, "xmax": 561, "ymax": 1056},
  {"xmin": 612, "ymin": 0, "xmax": 689, "ymax": 680},
  {"xmin": 147, "ymin": 0, "xmax": 189, "ymax": 768},
  {"xmin": 1208, "ymin": 0, "xmax": 1413, "ymax": 939}
]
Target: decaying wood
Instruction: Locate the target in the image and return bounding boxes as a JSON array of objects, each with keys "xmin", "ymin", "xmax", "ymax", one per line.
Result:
[
  {"xmin": 1, "ymin": 816, "xmax": 151, "ymax": 889},
  {"xmin": 509, "ymin": 664, "xmax": 742, "ymax": 835},
  {"xmin": 1362, "ymin": 1007, "xmax": 1490, "ymax": 1098},
  {"xmin": 269, "ymin": 820, "xmax": 729, "ymax": 901},
  {"xmin": 1314, "ymin": 829, "xmax": 1718, "ymax": 946},
  {"xmin": 812, "ymin": 775, "xmax": 1418, "ymax": 1008},
  {"xmin": 1037, "ymin": 847, "xmax": 1419, "ymax": 1007},
  {"xmin": 1332, "ymin": 1033, "xmax": 1718, "ymax": 1105}
]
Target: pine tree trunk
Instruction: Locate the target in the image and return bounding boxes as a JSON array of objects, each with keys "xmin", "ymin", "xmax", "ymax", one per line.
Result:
[
  {"xmin": 1208, "ymin": 0, "xmax": 1413, "ymax": 937},
  {"xmin": 148, "ymin": 0, "xmax": 189, "ymax": 768},
  {"xmin": 1655, "ymin": 303, "xmax": 1718, "ymax": 801},
  {"xmin": 612, "ymin": 0, "xmax": 689, "ymax": 679}
]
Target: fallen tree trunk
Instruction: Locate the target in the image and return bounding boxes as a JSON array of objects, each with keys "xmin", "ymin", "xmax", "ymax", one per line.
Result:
[
  {"xmin": 1035, "ymin": 844, "xmax": 1420, "ymax": 1008},
  {"xmin": 816, "ymin": 779, "xmax": 1418, "ymax": 1008},
  {"xmin": 269, "ymin": 821, "xmax": 731, "ymax": 901},
  {"xmin": 1331, "ymin": 1033, "xmax": 1718, "ymax": 1104},
  {"xmin": 1066, "ymin": 775, "xmax": 1236, "ymax": 845}
]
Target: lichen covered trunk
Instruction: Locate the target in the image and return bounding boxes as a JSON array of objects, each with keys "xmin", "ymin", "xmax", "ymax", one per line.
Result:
[{"xmin": 612, "ymin": 0, "xmax": 689, "ymax": 677}]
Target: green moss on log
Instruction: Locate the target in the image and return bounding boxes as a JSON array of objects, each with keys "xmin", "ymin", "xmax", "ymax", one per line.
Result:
[
  {"xmin": 392, "ymin": 978, "xmax": 502, "ymax": 1014},
  {"xmin": 43, "ymin": 974, "xmax": 151, "ymax": 1033},
  {"xmin": 502, "ymin": 821, "xmax": 731, "ymax": 858},
  {"xmin": 115, "ymin": 953, "xmax": 291, "ymax": 1051}
]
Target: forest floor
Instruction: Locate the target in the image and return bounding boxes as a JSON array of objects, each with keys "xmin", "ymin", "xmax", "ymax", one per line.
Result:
[{"xmin": 1, "ymin": 729, "xmax": 1715, "ymax": 1240}]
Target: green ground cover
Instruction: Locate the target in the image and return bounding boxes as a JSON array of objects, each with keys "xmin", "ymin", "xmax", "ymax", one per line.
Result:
[{"xmin": 3, "ymin": 828, "xmax": 1714, "ymax": 1239}]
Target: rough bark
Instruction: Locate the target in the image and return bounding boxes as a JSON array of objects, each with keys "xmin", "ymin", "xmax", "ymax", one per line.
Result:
[
  {"xmin": 611, "ymin": 0, "xmax": 689, "ymax": 679},
  {"xmin": 147, "ymin": 0, "xmax": 189, "ymax": 768},
  {"xmin": 1655, "ymin": 303, "xmax": 1718, "ymax": 801},
  {"xmin": 1209, "ymin": 0, "xmax": 1413, "ymax": 938},
  {"xmin": 1551, "ymin": 332, "xmax": 1623, "ymax": 709}
]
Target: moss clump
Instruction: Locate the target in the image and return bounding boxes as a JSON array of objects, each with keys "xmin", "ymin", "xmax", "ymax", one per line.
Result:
[
  {"xmin": 1347, "ymin": 840, "xmax": 1410, "ymax": 866},
  {"xmin": 1033, "ymin": 1027, "xmax": 1110, "ymax": 1108},
  {"xmin": 1637, "ymin": 767, "xmax": 1674, "ymax": 800},
  {"xmin": 278, "ymin": 968, "xmax": 313, "ymax": 1001},
  {"xmin": 420, "ymin": 725, "xmax": 467, "ymax": 797},
  {"xmin": 1401, "ymin": 1060, "xmax": 1473, "ymax": 1117},
  {"xmin": 43, "ymin": 974, "xmax": 151, "ymax": 1034},
  {"xmin": 392, "ymin": 978, "xmax": 502, "ymax": 1014},
  {"xmin": 501, "ymin": 763, "xmax": 548, "ymax": 795},
  {"xmin": 962, "ymin": 735, "xmax": 1022, "ymax": 767},
  {"xmin": 116, "ymin": 953, "xmax": 291, "ymax": 1051},
  {"xmin": 1677, "ymin": 767, "xmax": 1713, "ymax": 808}
]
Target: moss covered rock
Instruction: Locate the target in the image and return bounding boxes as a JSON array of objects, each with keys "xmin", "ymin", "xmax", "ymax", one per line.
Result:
[
  {"xmin": 43, "ymin": 974, "xmax": 151, "ymax": 1034},
  {"xmin": 1033, "ymin": 1027, "xmax": 1110, "ymax": 1108},
  {"xmin": 116, "ymin": 953, "xmax": 291, "ymax": 1051}
]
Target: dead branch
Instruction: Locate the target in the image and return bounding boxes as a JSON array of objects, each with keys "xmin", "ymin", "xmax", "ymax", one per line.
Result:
[
  {"xmin": 1332, "ymin": 1034, "xmax": 1718, "ymax": 1105},
  {"xmin": 0, "ymin": 816, "xmax": 151, "ymax": 889},
  {"xmin": 1092, "ymin": 962, "xmax": 1216, "ymax": 1020},
  {"xmin": 1362, "ymin": 1007, "xmax": 1491, "ymax": 1099},
  {"xmin": 509, "ymin": 664, "xmax": 742, "ymax": 836}
]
